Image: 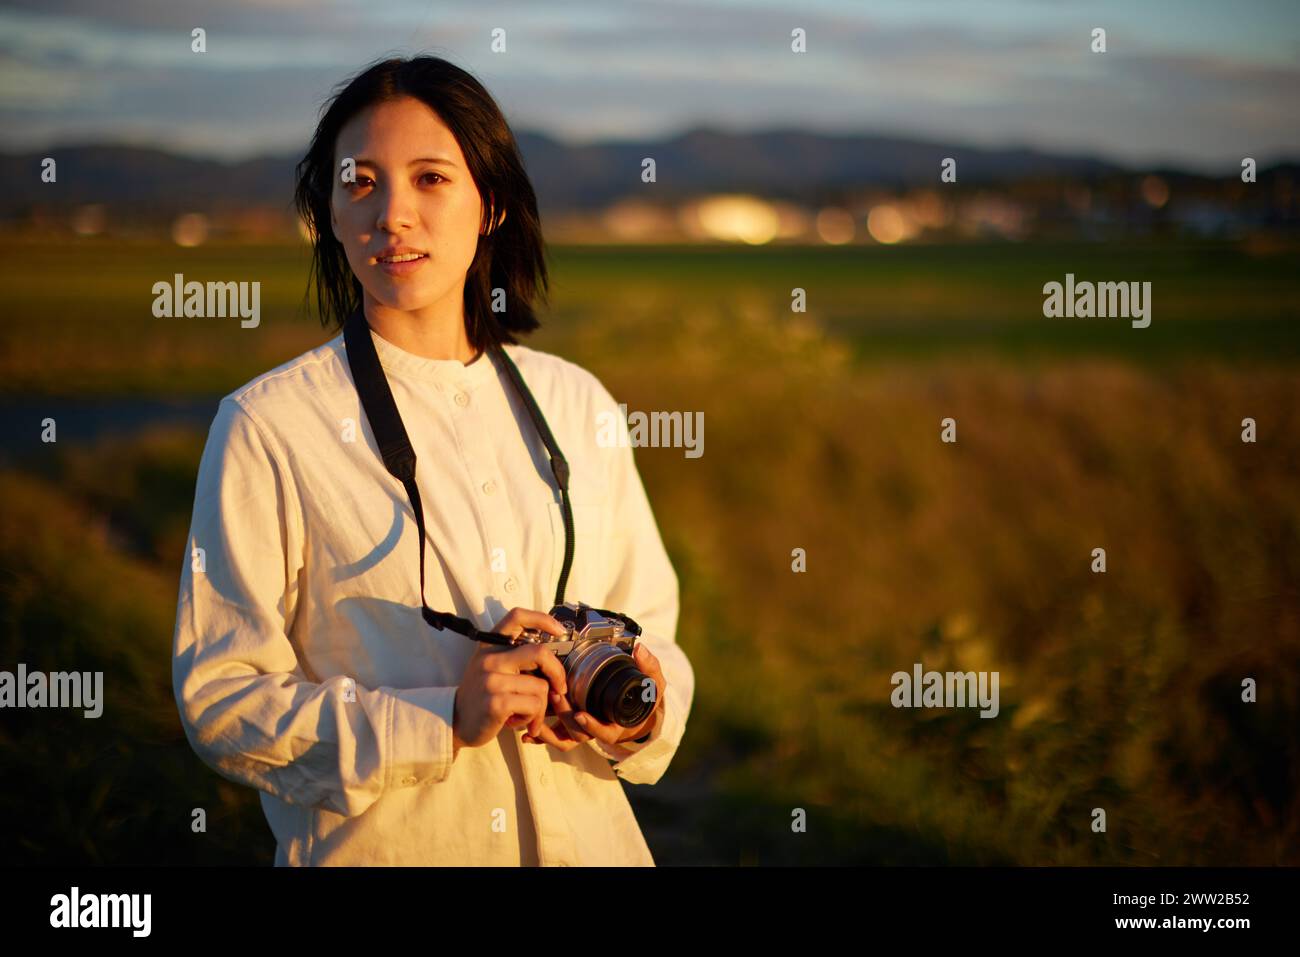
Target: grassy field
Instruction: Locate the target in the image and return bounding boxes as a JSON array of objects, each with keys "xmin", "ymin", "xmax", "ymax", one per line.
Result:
[
  {"xmin": 2, "ymin": 237, "xmax": 1298, "ymax": 864},
  {"xmin": 2, "ymin": 238, "xmax": 1297, "ymax": 395}
]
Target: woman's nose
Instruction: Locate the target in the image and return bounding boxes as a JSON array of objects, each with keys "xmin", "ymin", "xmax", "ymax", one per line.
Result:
[{"xmin": 375, "ymin": 185, "xmax": 417, "ymax": 233}]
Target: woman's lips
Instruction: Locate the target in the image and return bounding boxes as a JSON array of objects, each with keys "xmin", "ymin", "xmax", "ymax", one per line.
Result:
[{"xmin": 375, "ymin": 253, "xmax": 428, "ymax": 276}]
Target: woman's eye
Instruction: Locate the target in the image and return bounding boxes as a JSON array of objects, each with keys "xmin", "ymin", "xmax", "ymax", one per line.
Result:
[
  {"xmin": 420, "ymin": 172, "xmax": 446, "ymax": 185},
  {"xmin": 343, "ymin": 175, "xmax": 373, "ymax": 190}
]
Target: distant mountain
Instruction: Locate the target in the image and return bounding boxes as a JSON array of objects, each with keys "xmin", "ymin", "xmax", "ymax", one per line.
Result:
[
  {"xmin": 0, "ymin": 127, "xmax": 1282, "ymax": 223},
  {"xmin": 518, "ymin": 127, "xmax": 1128, "ymax": 209},
  {"xmin": 0, "ymin": 143, "xmax": 299, "ymax": 220}
]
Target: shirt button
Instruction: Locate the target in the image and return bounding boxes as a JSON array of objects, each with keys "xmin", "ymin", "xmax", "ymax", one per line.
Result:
[
  {"xmin": 454, "ymin": 391, "xmax": 469, "ymax": 407},
  {"xmin": 538, "ymin": 771, "xmax": 548, "ymax": 785},
  {"xmin": 402, "ymin": 776, "xmax": 417, "ymax": 785},
  {"xmin": 504, "ymin": 578, "xmax": 518, "ymax": 593},
  {"xmin": 482, "ymin": 480, "xmax": 496, "ymax": 495}
]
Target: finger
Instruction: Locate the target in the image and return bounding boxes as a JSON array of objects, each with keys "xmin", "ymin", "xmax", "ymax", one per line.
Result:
[
  {"xmin": 548, "ymin": 719, "xmax": 577, "ymax": 741},
  {"xmin": 523, "ymin": 717, "xmax": 572, "ymax": 744},
  {"xmin": 504, "ymin": 695, "xmax": 548, "ymax": 728},
  {"xmin": 489, "ymin": 671, "xmax": 551, "ymax": 700},
  {"xmin": 569, "ymin": 710, "xmax": 625, "ymax": 745},
  {"xmin": 634, "ymin": 645, "xmax": 666, "ymax": 699},
  {"xmin": 556, "ymin": 712, "xmax": 593, "ymax": 743},
  {"xmin": 550, "ymin": 692, "xmax": 593, "ymax": 743},
  {"xmin": 490, "ymin": 608, "xmax": 566, "ymax": 640},
  {"xmin": 511, "ymin": 644, "xmax": 568, "ymax": 696},
  {"xmin": 549, "ymin": 688, "xmax": 576, "ymax": 714},
  {"xmin": 530, "ymin": 720, "xmax": 580, "ymax": 751},
  {"xmin": 548, "ymin": 688, "xmax": 591, "ymax": 733},
  {"xmin": 492, "ymin": 692, "xmax": 546, "ymax": 729},
  {"xmin": 486, "ymin": 644, "xmax": 568, "ymax": 696},
  {"xmin": 528, "ymin": 705, "xmax": 547, "ymax": 738},
  {"xmin": 543, "ymin": 686, "xmax": 595, "ymax": 748},
  {"xmin": 634, "ymin": 643, "xmax": 664, "ymax": 680},
  {"xmin": 504, "ymin": 681, "xmax": 553, "ymax": 737}
]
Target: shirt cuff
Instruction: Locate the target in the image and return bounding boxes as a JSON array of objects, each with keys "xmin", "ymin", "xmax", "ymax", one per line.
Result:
[{"xmin": 386, "ymin": 685, "xmax": 458, "ymax": 790}]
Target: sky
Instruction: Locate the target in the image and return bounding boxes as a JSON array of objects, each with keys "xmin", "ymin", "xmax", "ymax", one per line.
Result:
[{"xmin": 1, "ymin": 0, "xmax": 1297, "ymax": 172}]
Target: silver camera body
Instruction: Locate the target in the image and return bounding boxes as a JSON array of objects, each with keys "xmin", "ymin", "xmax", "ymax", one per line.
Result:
[{"xmin": 515, "ymin": 601, "xmax": 656, "ymax": 728}]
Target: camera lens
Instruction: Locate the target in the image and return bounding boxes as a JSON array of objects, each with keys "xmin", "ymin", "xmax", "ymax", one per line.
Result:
[{"xmin": 588, "ymin": 661, "xmax": 655, "ymax": 728}]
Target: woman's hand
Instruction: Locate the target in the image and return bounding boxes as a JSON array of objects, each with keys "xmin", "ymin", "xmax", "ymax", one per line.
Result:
[{"xmin": 451, "ymin": 607, "xmax": 572, "ymax": 753}]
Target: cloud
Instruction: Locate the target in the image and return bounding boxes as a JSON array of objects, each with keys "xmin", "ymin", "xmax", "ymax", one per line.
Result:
[{"xmin": 1, "ymin": 0, "xmax": 1296, "ymax": 169}]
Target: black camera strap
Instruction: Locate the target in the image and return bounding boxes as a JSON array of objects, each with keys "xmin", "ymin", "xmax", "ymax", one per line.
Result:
[{"xmin": 343, "ymin": 307, "xmax": 574, "ymax": 647}]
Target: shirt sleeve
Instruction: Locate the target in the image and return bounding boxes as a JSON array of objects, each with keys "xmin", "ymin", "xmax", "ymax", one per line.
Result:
[
  {"xmin": 171, "ymin": 396, "xmax": 458, "ymax": 819},
  {"xmin": 585, "ymin": 386, "xmax": 693, "ymax": 785}
]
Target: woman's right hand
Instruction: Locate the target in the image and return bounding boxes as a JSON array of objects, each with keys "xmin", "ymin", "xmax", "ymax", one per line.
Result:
[{"xmin": 451, "ymin": 607, "xmax": 571, "ymax": 755}]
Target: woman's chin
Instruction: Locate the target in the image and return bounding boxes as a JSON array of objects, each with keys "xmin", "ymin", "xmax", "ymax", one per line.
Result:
[{"xmin": 370, "ymin": 283, "xmax": 441, "ymax": 310}]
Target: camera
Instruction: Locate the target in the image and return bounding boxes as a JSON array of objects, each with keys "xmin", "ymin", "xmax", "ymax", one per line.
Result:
[{"xmin": 515, "ymin": 602, "xmax": 657, "ymax": 728}]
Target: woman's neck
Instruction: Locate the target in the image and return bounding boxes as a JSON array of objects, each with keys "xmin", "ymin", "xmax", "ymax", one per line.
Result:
[{"xmin": 363, "ymin": 294, "xmax": 480, "ymax": 364}]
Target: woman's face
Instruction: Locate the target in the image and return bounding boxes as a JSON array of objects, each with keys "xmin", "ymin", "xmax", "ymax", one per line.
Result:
[{"xmin": 329, "ymin": 95, "xmax": 500, "ymax": 314}]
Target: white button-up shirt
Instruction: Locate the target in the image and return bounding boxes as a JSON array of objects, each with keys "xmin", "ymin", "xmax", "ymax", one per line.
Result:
[{"xmin": 171, "ymin": 324, "xmax": 692, "ymax": 866}]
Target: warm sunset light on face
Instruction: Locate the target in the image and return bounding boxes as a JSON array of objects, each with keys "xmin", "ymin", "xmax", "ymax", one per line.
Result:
[{"xmin": 329, "ymin": 96, "xmax": 493, "ymax": 313}]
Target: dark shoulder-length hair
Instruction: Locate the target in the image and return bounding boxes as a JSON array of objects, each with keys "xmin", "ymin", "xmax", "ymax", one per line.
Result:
[{"xmin": 293, "ymin": 55, "xmax": 548, "ymax": 352}]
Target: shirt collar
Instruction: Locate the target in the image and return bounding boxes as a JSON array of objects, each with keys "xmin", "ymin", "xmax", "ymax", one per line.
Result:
[{"xmin": 366, "ymin": 324, "xmax": 501, "ymax": 391}]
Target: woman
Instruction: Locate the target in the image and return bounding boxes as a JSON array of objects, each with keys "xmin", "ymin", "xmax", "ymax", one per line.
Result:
[{"xmin": 171, "ymin": 55, "xmax": 692, "ymax": 866}]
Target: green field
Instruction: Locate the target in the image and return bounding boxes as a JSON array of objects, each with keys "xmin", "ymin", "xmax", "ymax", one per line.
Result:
[
  {"xmin": 2, "ymin": 238, "xmax": 1298, "ymax": 864},
  {"xmin": 2, "ymin": 238, "xmax": 1298, "ymax": 395}
]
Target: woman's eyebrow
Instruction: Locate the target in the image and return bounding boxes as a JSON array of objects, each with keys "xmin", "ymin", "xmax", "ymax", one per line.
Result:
[{"xmin": 352, "ymin": 156, "xmax": 459, "ymax": 168}]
